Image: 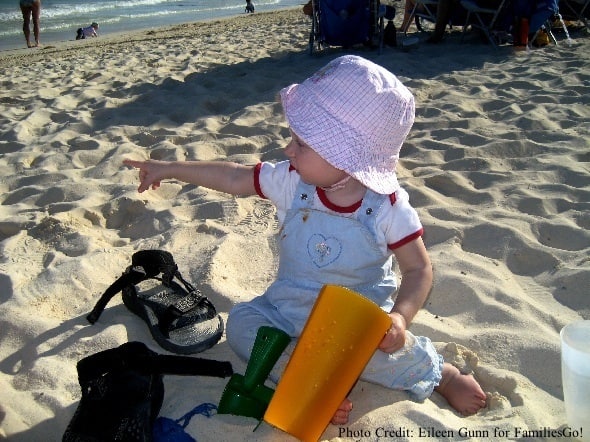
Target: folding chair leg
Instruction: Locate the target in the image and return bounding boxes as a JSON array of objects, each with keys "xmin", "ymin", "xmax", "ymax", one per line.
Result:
[
  {"xmin": 547, "ymin": 28, "xmax": 558, "ymax": 44},
  {"xmin": 474, "ymin": 12, "xmax": 498, "ymax": 46},
  {"xmin": 582, "ymin": 3, "xmax": 590, "ymax": 28},
  {"xmin": 460, "ymin": 12, "xmax": 472, "ymax": 43},
  {"xmin": 561, "ymin": 0, "xmax": 589, "ymax": 28},
  {"xmin": 554, "ymin": 12, "xmax": 574, "ymax": 44},
  {"xmin": 459, "ymin": 0, "xmax": 507, "ymax": 47},
  {"xmin": 404, "ymin": 2, "xmax": 421, "ymax": 35}
]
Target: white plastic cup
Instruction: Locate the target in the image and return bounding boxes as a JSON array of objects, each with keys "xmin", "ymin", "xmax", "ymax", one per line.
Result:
[{"xmin": 561, "ymin": 320, "xmax": 590, "ymax": 440}]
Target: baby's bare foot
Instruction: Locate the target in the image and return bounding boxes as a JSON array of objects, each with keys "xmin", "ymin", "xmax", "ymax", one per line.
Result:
[
  {"xmin": 436, "ymin": 363, "xmax": 487, "ymax": 415},
  {"xmin": 331, "ymin": 397, "xmax": 353, "ymax": 425}
]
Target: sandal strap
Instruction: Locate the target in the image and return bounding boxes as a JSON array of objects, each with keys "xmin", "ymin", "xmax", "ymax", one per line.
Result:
[
  {"xmin": 132, "ymin": 250, "xmax": 177, "ymax": 280},
  {"xmin": 157, "ymin": 289, "xmax": 212, "ymax": 338},
  {"xmin": 86, "ymin": 267, "xmax": 147, "ymax": 324}
]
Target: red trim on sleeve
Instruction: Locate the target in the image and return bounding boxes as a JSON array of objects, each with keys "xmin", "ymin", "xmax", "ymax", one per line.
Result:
[
  {"xmin": 388, "ymin": 228, "xmax": 424, "ymax": 250},
  {"xmin": 389, "ymin": 192, "xmax": 397, "ymax": 205},
  {"xmin": 254, "ymin": 163, "xmax": 266, "ymax": 199}
]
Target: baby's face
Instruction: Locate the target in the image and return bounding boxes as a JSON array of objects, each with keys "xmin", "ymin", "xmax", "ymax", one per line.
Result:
[{"xmin": 284, "ymin": 129, "xmax": 347, "ymax": 188}]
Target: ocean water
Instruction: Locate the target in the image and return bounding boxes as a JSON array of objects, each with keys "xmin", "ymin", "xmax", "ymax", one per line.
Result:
[{"xmin": 0, "ymin": 0, "xmax": 302, "ymax": 51}]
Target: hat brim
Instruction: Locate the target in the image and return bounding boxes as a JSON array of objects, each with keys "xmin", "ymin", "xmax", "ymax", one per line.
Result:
[{"xmin": 281, "ymin": 83, "xmax": 401, "ymax": 195}]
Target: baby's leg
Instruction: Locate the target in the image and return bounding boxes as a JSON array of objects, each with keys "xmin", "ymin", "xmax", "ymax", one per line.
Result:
[
  {"xmin": 331, "ymin": 363, "xmax": 486, "ymax": 424},
  {"xmin": 226, "ymin": 304, "xmax": 269, "ymax": 361},
  {"xmin": 330, "ymin": 333, "xmax": 442, "ymax": 425},
  {"xmin": 226, "ymin": 301, "xmax": 295, "ymax": 382},
  {"xmin": 435, "ymin": 363, "xmax": 486, "ymax": 415},
  {"xmin": 329, "ymin": 334, "xmax": 486, "ymax": 424}
]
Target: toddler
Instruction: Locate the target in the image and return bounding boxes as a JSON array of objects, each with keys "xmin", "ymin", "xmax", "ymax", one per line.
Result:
[
  {"xmin": 124, "ymin": 55, "xmax": 486, "ymax": 423},
  {"xmin": 76, "ymin": 22, "xmax": 99, "ymax": 40}
]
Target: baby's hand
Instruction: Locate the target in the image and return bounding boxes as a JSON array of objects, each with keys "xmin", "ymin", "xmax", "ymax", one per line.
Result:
[
  {"xmin": 123, "ymin": 159, "xmax": 165, "ymax": 193},
  {"xmin": 378, "ymin": 312, "xmax": 407, "ymax": 354}
]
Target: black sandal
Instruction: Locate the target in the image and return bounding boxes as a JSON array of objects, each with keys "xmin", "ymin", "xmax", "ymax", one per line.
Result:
[{"xmin": 87, "ymin": 250, "xmax": 224, "ymax": 355}]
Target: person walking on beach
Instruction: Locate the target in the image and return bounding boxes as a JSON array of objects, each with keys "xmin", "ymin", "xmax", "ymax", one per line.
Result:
[
  {"xmin": 19, "ymin": 0, "xmax": 41, "ymax": 48},
  {"xmin": 123, "ymin": 55, "xmax": 487, "ymax": 423}
]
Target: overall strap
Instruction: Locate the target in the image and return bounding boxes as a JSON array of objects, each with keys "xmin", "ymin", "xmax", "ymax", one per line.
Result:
[
  {"xmin": 356, "ymin": 189, "xmax": 389, "ymax": 240},
  {"xmin": 289, "ymin": 177, "xmax": 389, "ymax": 241}
]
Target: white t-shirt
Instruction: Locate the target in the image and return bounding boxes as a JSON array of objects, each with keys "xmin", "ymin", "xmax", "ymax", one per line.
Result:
[
  {"xmin": 254, "ymin": 160, "xmax": 423, "ymax": 253},
  {"xmin": 81, "ymin": 26, "xmax": 98, "ymax": 38}
]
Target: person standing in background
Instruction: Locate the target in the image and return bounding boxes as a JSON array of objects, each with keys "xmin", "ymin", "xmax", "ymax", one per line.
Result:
[
  {"xmin": 19, "ymin": 0, "xmax": 41, "ymax": 48},
  {"xmin": 245, "ymin": 0, "xmax": 255, "ymax": 13}
]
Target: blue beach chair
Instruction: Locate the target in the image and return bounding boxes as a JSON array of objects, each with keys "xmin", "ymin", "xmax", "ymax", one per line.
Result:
[{"xmin": 308, "ymin": 0, "xmax": 390, "ymax": 54}]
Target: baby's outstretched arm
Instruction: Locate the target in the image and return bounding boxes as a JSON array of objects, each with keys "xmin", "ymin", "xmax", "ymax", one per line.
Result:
[{"xmin": 123, "ymin": 159, "xmax": 257, "ymax": 196}]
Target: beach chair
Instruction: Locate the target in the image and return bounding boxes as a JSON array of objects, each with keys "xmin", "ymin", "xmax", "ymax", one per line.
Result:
[
  {"xmin": 405, "ymin": 0, "xmax": 439, "ymax": 33},
  {"xmin": 308, "ymin": 0, "xmax": 387, "ymax": 54},
  {"xmin": 528, "ymin": 0, "xmax": 568, "ymax": 47},
  {"xmin": 559, "ymin": 0, "xmax": 589, "ymax": 28},
  {"xmin": 459, "ymin": 0, "xmax": 509, "ymax": 46}
]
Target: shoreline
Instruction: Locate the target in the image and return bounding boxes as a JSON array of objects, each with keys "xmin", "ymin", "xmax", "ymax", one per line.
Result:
[
  {"xmin": 0, "ymin": 8, "xmax": 306, "ymax": 69},
  {"xmin": 0, "ymin": 0, "xmax": 304, "ymax": 53},
  {"xmin": 1, "ymin": 5, "xmax": 589, "ymax": 441},
  {"xmin": 0, "ymin": 6, "xmax": 302, "ymax": 57}
]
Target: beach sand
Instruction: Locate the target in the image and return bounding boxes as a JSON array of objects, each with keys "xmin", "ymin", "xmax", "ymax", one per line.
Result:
[{"xmin": 1, "ymin": 7, "xmax": 589, "ymax": 441}]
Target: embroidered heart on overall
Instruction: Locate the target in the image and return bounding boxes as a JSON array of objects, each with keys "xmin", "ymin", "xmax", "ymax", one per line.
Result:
[{"xmin": 307, "ymin": 234, "xmax": 342, "ymax": 268}]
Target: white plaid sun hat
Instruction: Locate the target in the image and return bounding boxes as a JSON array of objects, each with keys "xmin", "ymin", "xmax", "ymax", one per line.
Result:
[{"xmin": 280, "ymin": 55, "xmax": 415, "ymax": 195}]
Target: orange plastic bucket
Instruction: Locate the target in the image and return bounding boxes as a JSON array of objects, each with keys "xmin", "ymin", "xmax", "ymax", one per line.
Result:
[{"xmin": 264, "ymin": 285, "xmax": 392, "ymax": 441}]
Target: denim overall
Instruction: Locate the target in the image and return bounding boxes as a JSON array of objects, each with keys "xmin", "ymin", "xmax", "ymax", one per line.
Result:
[{"xmin": 227, "ymin": 180, "xmax": 443, "ymax": 400}]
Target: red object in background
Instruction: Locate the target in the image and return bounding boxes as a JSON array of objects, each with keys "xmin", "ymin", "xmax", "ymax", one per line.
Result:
[{"xmin": 513, "ymin": 17, "xmax": 529, "ymax": 46}]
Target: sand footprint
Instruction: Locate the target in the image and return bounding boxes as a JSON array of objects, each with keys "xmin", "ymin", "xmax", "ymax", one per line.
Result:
[
  {"xmin": 233, "ymin": 199, "xmax": 277, "ymax": 235},
  {"xmin": 424, "ymin": 173, "xmax": 494, "ymax": 206},
  {"xmin": 534, "ymin": 221, "xmax": 590, "ymax": 251},
  {"xmin": 200, "ymin": 198, "xmax": 278, "ymax": 301},
  {"xmin": 461, "ymin": 223, "xmax": 559, "ymax": 277}
]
